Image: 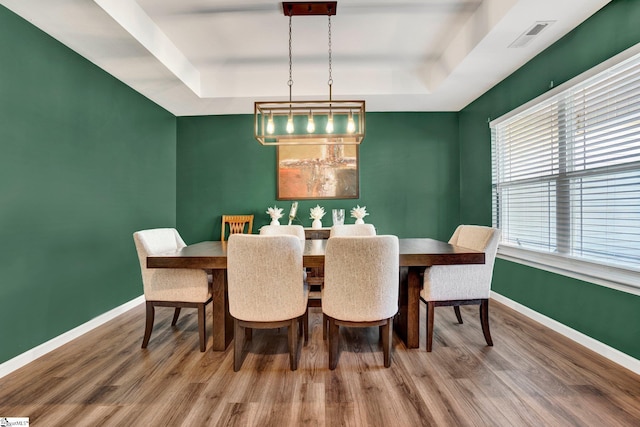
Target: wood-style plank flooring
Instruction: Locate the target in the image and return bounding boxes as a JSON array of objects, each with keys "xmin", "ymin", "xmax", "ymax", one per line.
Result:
[{"xmin": 1, "ymin": 300, "xmax": 639, "ymax": 426}]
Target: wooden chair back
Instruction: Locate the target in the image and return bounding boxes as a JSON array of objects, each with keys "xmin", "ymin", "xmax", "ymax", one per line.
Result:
[{"xmin": 221, "ymin": 215, "xmax": 254, "ymax": 241}]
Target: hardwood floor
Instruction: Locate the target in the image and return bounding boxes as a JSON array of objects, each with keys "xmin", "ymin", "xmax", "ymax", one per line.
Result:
[{"xmin": 1, "ymin": 300, "xmax": 639, "ymax": 426}]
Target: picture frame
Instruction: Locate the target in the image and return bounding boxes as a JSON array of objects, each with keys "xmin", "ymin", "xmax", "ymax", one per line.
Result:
[{"xmin": 277, "ymin": 144, "xmax": 359, "ymax": 200}]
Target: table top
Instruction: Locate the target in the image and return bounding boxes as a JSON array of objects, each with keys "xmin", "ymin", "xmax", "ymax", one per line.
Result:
[{"xmin": 147, "ymin": 238, "xmax": 485, "ymax": 269}]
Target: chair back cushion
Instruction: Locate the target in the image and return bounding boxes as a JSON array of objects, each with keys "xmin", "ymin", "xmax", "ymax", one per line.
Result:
[
  {"xmin": 449, "ymin": 225, "xmax": 501, "ymax": 276},
  {"xmin": 227, "ymin": 234, "xmax": 307, "ymax": 322},
  {"xmin": 329, "ymin": 224, "xmax": 376, "ymax": 237},
  {"xmin": 133, "ymin": 228, "xmax": 209, "ymax": 302},
  {"xmin": 260, "ymin": 225, "xmax": 306, "ymax": 249},
  {"xmin": 450, "ymin": 225, "xmax": 492, "ymax": 251},
  {"xmin": 323, "ymin": 235, "xmax": 399, "ymax": 322},
  {"xmin": 423, "ymin": 225, "xmax": 501, "ymax": 301}
]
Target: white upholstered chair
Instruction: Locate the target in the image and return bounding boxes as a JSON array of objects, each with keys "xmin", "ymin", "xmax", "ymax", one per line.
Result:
[
  {"xmin": 329, "ymin": 223, "xmax": 376, "ymax": 237},
  {"xmin": 133, "ymin": 228, "xmax": 212, "ymax": 352},
  {"xmin": 323, "ymin": 235, "xmax": 399, "ymax": 369},
  {"xmin": 421, "ymin": 225, "xmax": 501, "ymax": 351},
  {"xmin": 323, "ymin": 223, "xmax": 377, "ymax": 337},
  {"xmin": 227, "ymin": 234, "xmax": 309, "ymax": 371}
]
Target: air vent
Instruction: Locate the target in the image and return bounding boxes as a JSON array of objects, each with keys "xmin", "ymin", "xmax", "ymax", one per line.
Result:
[{"xmin": 508, "ymin": 21, "xmax": 555, "ymax": 48}]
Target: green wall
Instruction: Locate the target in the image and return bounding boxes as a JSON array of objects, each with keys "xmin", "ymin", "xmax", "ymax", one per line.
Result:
[
  {"xmin": 459, "ymin": 0, "xmax": 640, "ymax": 358},
  {"xmin": 0, "ymin": 6, "xmax": 177, "ymax": 364},
  {"xmin": 176, "ymin": 113, "xmax": 461, "ymax": 242}
]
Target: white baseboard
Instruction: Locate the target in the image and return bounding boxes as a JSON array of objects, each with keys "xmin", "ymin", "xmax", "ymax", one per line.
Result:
[
  {"xmin": 491, "ymin": 291, "xmax": 640, "ymax": 375},
  {"xmin": 0, "ymin": 295, "xmax": 144, "ymax": 379}
]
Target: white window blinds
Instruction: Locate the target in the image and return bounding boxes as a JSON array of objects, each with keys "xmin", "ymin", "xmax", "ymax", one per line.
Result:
[{"xmin": 491, "ymin": 47, "xmax": 640, "ymax": 284}]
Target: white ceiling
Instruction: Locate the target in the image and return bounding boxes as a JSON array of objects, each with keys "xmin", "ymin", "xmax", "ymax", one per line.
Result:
[{"xmin": 1, "ymin": 0, "xmax": 611, "ymax": 116}]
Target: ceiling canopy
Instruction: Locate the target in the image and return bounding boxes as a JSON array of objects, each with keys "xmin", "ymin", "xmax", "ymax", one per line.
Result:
[{"xmin": 1, "ymin": 0, "xmax": 611, "ymax": 115}]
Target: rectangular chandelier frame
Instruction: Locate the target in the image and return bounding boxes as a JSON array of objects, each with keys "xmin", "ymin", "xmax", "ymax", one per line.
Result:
[{"xmin": 255, "ymin": 99, "xmax": 365, "ymax": 145}]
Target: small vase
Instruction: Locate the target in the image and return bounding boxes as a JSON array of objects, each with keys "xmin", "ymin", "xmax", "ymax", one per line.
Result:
[
  {"xmin": 270, "ymin": 219, "xmax": 280, "ymax": 225},
  {"xmin": 312, "ymin": 218, "xmax": 322, "ymax": 229},
  {"xmin": 355, "ymin": 218, "xmax": 365, "ymax": 224}
]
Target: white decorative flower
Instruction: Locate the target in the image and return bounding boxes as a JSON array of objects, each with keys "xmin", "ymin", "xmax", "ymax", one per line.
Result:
[
  {"xmin": 309, "ymin": 205, "xmax": 326, "ymax": 220},
  {"xmin": 350, "ymin": 205, "xmax": 369, "ymax": 219},
  {"xmin": 266, "ymin": 206, "xmax": 284, "ymax": 220}
]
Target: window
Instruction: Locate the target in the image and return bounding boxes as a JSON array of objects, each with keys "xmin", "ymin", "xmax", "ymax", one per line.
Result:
[{"xmin": 490, "ymin": 44, "xmax": 640, "ymax": 292}]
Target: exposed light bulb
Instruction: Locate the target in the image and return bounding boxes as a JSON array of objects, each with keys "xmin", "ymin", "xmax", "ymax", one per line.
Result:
[
  {"xmin": 347, "ymin": 113, "xmax": 355, "ymax": 133},
  {"xmin": 326, "ymin": 114, "xmax": 334, "ymax": 133},
  {"xmin": 266, "ymin": 114, "xmax": 274, "ymax": 134},
  {"xmin": 286, "ymin": 115, "xmax": 294, "ymax": 133},
  {"xmin": 307, "ymin": 113, "xmax": 315, "ymax": 133}
]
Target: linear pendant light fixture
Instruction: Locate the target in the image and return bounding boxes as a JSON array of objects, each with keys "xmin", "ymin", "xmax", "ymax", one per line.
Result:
[{"xmin": 254, "ymin": 2, "xmax": 365, "ymax": 145}]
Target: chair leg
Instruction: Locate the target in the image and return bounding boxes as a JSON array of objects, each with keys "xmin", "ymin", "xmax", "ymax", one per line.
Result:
[
  {"xmin": 323, "ymin": 313, "xmax": 328, "ymax": 340},
  {"xmin": 198, "ymin": 304, "xmax": 206, "ymax": 352},
  {"xmin": 382, "ymin": 317, "xmax": 393, "ymax": 368},
  {"xmin": 454, "ymin": 306, "xmax": 463, "ymax": 324},
  {"xmin": 299, "ymin": 314, "xmax": 303, "ymax": 336},
  {"xmin": 141, "ymin": 301, "xmax": 155, "ymax": 349},
  {"xmin": 480, "ymin": 299, "xmax": 493, "ymax": 346},
  {"xmin": 426, "ymin": 301, "xmax": 435, "ymax": 352},
  {"xmin": 302, "ymin": 309, "xmax": 309, "ymax": 345},
  {"xmin": 328, "ymin": 317, "xmax": 340, "ymax": 370},
  {"xmin": 288, "ymin": 318, "xmax": 299, "ymax": 371},
  {"xmin": 234, "ymin": 319, "xmax": 245, "ymax": 372},
  {"xmin": 171, "ymin": 307, "xmax": 181, "ymax": 326}
]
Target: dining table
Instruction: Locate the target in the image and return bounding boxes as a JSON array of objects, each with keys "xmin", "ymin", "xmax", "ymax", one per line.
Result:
[{"xmin": 147, "ymin": 237, "xmax": 485, "ymax": 351}]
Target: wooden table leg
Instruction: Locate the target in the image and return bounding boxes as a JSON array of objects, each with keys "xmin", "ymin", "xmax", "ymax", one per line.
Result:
[
  {"xmin": 394, "ymin": 266, "xmax": 421, "ymax": 349},
  {"xmin": 210, "ymin": 269, "xmax": 234, "ymax": 351},
  {"xmin": 395, "ymin": 267, "xmax": 408, "ymax": 345},
  {"xmin": 406, "ymin": 266, "xmax": 421, "ymax": 348}
]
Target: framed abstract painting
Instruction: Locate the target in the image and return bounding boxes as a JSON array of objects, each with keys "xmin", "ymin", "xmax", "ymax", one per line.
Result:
[{"xmin": 277, "ymin": 144, "xmax": 359, "ymax": 200}]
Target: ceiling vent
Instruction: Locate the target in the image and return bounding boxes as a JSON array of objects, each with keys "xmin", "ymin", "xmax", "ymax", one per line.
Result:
[{"xmin": 508, "ymin": 21, "xmax": 555, "ymax": 48}]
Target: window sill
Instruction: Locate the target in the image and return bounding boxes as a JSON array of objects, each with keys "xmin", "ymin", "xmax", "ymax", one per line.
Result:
[{"xmin": 497, "ymin": 245, "xmax": 640, "ymax": 297}]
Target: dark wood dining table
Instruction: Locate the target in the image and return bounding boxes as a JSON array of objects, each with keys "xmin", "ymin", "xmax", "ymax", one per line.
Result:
[{"xmin": 147, "ymin": 238, "xmax": 485, "ymax": 351}]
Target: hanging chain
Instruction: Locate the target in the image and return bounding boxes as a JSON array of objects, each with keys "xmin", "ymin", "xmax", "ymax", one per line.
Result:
[
  {"xmin": 327, "ymin": 14, "xmax": 333, "ymax": 87},
  {"xmin": 288, "ymin": 13, "xmax": 293, "ymax": 101}
]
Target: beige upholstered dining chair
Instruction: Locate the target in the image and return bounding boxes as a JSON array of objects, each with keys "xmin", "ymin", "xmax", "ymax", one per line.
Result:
[
  {"xmin": 221, "ymin": 215, "xmax": 254, "ymax": 241},
  {"xmin": 323, "ymin": 235, "xmax": 399, "ymax": 369},
  {"xmin": 322, "ymin": 223, "xmax": 377, "ymax": 337},
  {"xmin": 329, "ymin": 223, "xmax": 376, "ymax": 237},
  {"xmin": 227, "ymin": 234, "xmax": 309, "ymax": 371},
  {"xmin": 421, "ymin": 225, "xmax": 501, "ymax": 352},
  {"xmin": 133, "ymin": 228, "xmax": 212, "ymax": 352}
]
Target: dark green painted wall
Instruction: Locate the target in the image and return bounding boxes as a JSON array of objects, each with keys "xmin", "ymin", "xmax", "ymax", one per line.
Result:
[
  {"xmin": 459, "ymin": 0, "xmax": 640, "ymax": 358},
  {"xmin": 176, "ymin": 113, "xmax": 461, "ymax": 243},
  {"xmin": 0, "ymin": 6, "xmax": 176, "ymax": 364}
]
